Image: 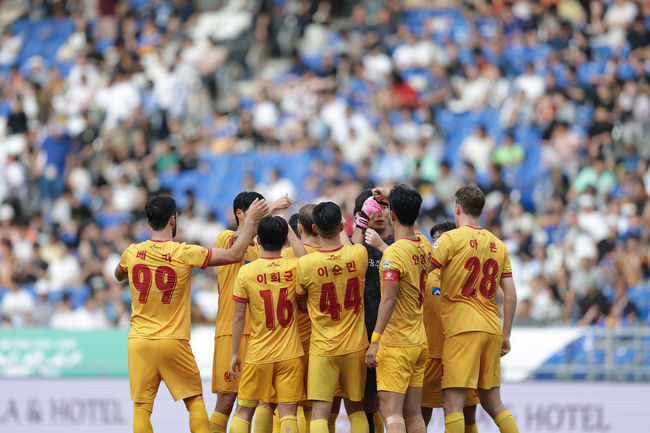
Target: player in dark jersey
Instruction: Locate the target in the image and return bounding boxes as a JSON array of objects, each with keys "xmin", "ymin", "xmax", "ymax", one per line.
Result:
[{"xmin": 351, "ymin": 189, "xmax": 394, "ymax": 433}]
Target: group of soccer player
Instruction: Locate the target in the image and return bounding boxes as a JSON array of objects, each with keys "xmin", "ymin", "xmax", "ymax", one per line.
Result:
[{"xmin": 115, "ymin": 182, "xmax": 520, "ymax": 433}]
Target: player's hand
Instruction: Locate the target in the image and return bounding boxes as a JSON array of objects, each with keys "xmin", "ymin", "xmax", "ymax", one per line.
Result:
[
  {"xmin": 366, "ymin": 342, "xmax": 379, "ymax": 368},
  {"xmin": 270, "ymin": 193, "xmax": 292, "ymax": 213},
  {"xmin": 247, "ymin": 198, "xmax": 270, "ymax": 222},
  {"xmin": 365, "ymin": 228, "xmax": 385, "ymax": 250},
  {"xmin": 230, "ymin": 354, "xmax": 242, "ymax": 379},
  {"xmin": 372, "ymin": 187, "xmax": 390, "ymax": 205},
  {"xmin": 501, "ymin": 337, "xmax": 511, "ymax": 357}
]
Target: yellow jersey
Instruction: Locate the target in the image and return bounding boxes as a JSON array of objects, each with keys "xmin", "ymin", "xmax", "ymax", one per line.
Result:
[
  {"xmin": 119, "ymin": 239, "xmax": 212, "ymax": 340},
  {"xmin": 297, "ymin": 244, "xmax": 369, "ymax": 356},
  {"xmin": 380, "ymin": 234, "xmax": 433, "ymax": 346},
  {"xmin": 423, "ymin": 268, "xmax": 443, "ymax": 358},
  {"xmin": 233, "ymin": 256, "xmax": 304, "ymax": 364},
  {"xmin": 214, "ymin": 230, "xmax": 260, "ymax": 337},
  {"xmin": 282, "ymin": 244, "xmax": 321, "ymax": 349},
  {"xmin": 431, "ymin": 225, "xmax": 513, "ymax": 338}
]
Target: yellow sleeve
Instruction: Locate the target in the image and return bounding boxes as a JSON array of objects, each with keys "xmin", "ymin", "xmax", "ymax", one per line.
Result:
[
  {"xmin": 183, "ymin": 243, "xmax": 212, "ymax": 269},
  {"xmin": 381, "ymin": 247, "xmax": 405, "ymax": 282},
  {"xmin": 431, "ymin": 232, "xmax": 453, "ymax": 269},
  {"xmin": 119, "ymin": 245, "xmax": 133, "ymax": 274},
  {"xmin": 354, "ymin": 244, "xmax": 369, "ymax": 268},
  {"xmin": 232, "ymin": 268, "xmax": 249, "ymax": 303},
  {"xmin": 215, "ymin": 230, "xmax": 233, "ymax": 249},
  {"xmin": 296, "ymin": 259, "xmax": 308, "ymax": 297},
  {"xmin": 501, "ymin": 248, "xmax": 513, "ymax": 278}
]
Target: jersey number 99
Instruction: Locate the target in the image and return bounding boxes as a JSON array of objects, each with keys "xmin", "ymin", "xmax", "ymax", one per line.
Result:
[{"xmin": 132, "ymin": 264, "xmax": 178, "ymax": 304}]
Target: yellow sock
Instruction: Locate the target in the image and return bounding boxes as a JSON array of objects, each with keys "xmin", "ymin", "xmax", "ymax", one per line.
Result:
[
  {"xmin": 230, "ymin": 416, "xmax": 251, "ymax": 433},
  {"xmin": 465, "ymin": 423, "xmax": 478, "ymax": 433},
  {"xmin": 327, "ymin": 413, "xmax": 338, "ymax": 433},
  {"xmin": 133, "ymin": 403, "xmax": 154, "ymax": 433},
  {"xmin": 280, "ymin": 415, "xmax": 299, "ymax": 433},
  {"xmin": 445, "ymin": 413, "xmax": 464, "ymax": 433},
  {"xmin": 299, "ymin": 407, "xmax": 311, "ymax": 433},
  {"xmin": 272, "ymin": 411, "xmax": 281, "ymax": 433},
  {"xmin": 254, "ymin": 405, "xmax": 274, "ymax": 433},
  {"xmin": 185, "ymin": 397, "xmax": 210, "ymax": 433},
  {"xmin": 210, "ymin": 411, "xmax": 230, "ymax": 433},
  {"xmin": 348, "ymin": 411, "xmax": 369, "ymax": 433},
  {"xmin": 310, "ymin": 418, "xmax": 329, "ymax": 433},
  {"xmin": 373, "ymin": 411, "xmax": 383, "ymax": 433},
  {"xmin": 495, "ymin": 410, "xmax": 519, "ymax": 433}
]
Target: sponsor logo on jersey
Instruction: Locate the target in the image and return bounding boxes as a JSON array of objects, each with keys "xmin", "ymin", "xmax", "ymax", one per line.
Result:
[
  {"xmin": 432, "ymin": 240, "xmax": 439, "ymax": 250},
  {"xmin": 383, "ymin": 259, "xmax": 390, "ymax": 270},
  {"xmin": 432, "ymin": 287, "xmax": 440, "ymax": 296}
]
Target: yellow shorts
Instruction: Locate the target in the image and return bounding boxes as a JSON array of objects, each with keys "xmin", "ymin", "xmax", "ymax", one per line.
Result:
[
  {"xmin": 238, "ymin": 357, "xmax": 305, "ymax": 403},
  {"xmin": 212, "ymin": 335, "xmax": 249, "ymax": 394},
  {"xmin": 442, "ymin": 331, "xmax": 501, "ymax": 390},
  {"xmin": 421, "ymin": 358, "xmax": 480, "ymax": 408},
  {"xmin": 308, "ymin": 350, "xmax": 366, "ymax": 402},
  {"xmin": 128, "ymin": 338, "xmax": 203, "ymax": 403},
  {"xmin": 376, "ymin": 342, "xmax": 428, "ymax": 394}
]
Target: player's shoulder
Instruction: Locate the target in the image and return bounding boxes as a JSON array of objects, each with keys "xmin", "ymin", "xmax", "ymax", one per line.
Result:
[
  {"xmin": 344, "ymin": 243, "xmax": 367, "ymax": 256},
  {"xmin": 216, "ymin": 229, "xmax": 235, "ymax": 245}
]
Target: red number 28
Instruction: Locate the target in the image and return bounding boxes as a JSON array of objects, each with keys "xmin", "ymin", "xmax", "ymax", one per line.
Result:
[{"xmin": 461, "ymin": 257, "xmax": 499, "ymax": 298}]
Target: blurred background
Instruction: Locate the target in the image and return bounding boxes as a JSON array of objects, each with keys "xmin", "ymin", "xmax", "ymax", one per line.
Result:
[{"xmin": 0, "ymin": 0, "xmax": 648, "ymax": 431}]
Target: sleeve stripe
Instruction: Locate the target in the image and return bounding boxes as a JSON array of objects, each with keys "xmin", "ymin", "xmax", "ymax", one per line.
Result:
[
  {"xmin": 501, "ymin": 272, "xmax": 512, "ymax": 278},
  {"xmin": 383, "ymin": 270, "xmax": 400, "ymax": 282},
  {"xmin": 119, "ymin": 264, "xmax": 128, "ymax": 274},
  {"xmin": 201, "ymin": 249, "xmax": 212, "ymax": 269},
  {"xmin": 295, "ymin": 293, "xmax": 307, "ymax": 298},
  {"xmin": 431, "ymin": 258, "xmax": 443, "ymax": 268},
  {"xmin": 232, "ymin": 295, "xmax": 249, "ymax": 303}
]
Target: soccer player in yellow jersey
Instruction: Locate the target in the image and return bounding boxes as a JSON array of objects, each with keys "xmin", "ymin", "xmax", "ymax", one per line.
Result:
[
  {"xmin": 366, "ymin": 184, "xmax": 432, "ymax": 433},
  {"xmin": 114, "ymin": 195, "xmax": 268, "ymax": 433},
  {"xmin": 210, "ymin": 192, "xmax": 291, "ymax": 433},
  {"xmin": 422, "ymin": 221, "xmax": 479, "ymax": 432},
  {"xmin": 296, "ymin": 202, "xmax": 370, "ymax": 433},
  {"xmin": 229, "ymin": 216, "xmax": 307, "ymax": 433},
  {"xmin": 430, "ymin": 185, "xmax": 519, "ymax": 433}
]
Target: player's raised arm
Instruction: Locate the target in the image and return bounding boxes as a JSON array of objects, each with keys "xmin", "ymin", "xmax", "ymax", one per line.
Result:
[
  {"xmin": 499, "ymin": 276, "xmax": 517, "ymax": 357},
  {"xmin": 283, "ymin": 214, "xmax": 308, "ymax": 257},
  {"xmin": 269, "ymin": 193, "xmax": 292, "ymax": 214},
  {"xmin": 208, "ymin": 198, "xmax": 269, "ymax": 266},
  {"xmin": 366, "ymin": 278, "xmax": 399, "ymax": 368}
]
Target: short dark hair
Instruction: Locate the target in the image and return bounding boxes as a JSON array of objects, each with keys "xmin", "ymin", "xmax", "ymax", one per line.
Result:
[
  {"xmin": 257, "ymin": 216, "xmax": 288, "ymax": 251},
  {"xmin": 145, "ymin": 195, "xmax": 177, "ymax": 230},
  {"xmin": 430, "ymin": 221, "xmax": 455, "ymax": 238},
  {"xmin": 298, "ymin": 204, "xmax": 317, "ymax": 237},
  {"xmin": 388, "ymin": 184, "xmax": 421, "ymax": 226},
  {"xmin": 455, "ymin": 185, "xmax": 485, "ymax": 217},
  {"xmin": 289, "ymin": 213, "xmax": 300, "ymax": 237},
  {"xmin": 233, "ymin": 191, "xmax": 264, "ymax": 226},
  {"xmin": 353, "ymin": 189, "xmax": 373, "ymax": 215},
  {"xmin": 312, "ymin": 202, "xmax": 342, "ymax": 239}
]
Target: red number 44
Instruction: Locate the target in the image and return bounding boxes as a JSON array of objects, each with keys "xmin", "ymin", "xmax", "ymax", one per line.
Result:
[{"xmin": 320, "ymin": 277, "xmax": 361, "ymax": 321}]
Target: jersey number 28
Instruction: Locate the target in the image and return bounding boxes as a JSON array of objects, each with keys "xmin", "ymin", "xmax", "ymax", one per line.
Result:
[{"xmin": 461, "ymin": 257, "xmax": 499, "ymax": 298}]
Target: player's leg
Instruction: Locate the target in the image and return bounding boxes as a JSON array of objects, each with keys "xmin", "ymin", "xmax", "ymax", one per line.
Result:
[
  {"xmin": 339, "ymin": 349, "xmax": 369, "ymax": 433},
  {"xmin": 463, "ymin": 405, "xmax": 478, "ymax": 433},
  {"xmin": 211, "ymin": 336, "xmax": 247, "ymax": 433},
  {"xmin": 307, "ymin": 354, "xmax": 338, "ymax": 433},
  {"xmin": 128, "ymin": 339, "xmax": 160, "ymax": 433},
  {"xmin": 403, "ymin": 387, "xmax": 426, "ymax": 433},
  {"xmin": 328, "ymin": 397, "xmax": 340, "ymax": 432},
  {"xmin": 184, "ymin": 395, "xmax": 211, "ymax": 433},
  {"xmin": 476, "ymin": 334, "xmax": 518, "ymax": 433},
  {"xmin": 254, "ymin": 402, "xmax": 276, "ymax": 433},
  {"xmin": 420, "ymin": 357, "xmax": 442, "ymax": 427},
  {"xmin": 278, "ymin": 404, "xmax": 299, "ymax": 433},
  {"xmin": 298, "ymin": 405, "xmax": 311, "ymax": 433},
  {"xmin": 230, "ymin": 400, "xmax": 257, "ymax": 433},
  {"xmin": 442, "ymin": 388, "xmax": 467, "ymax": 433},
  {"xmin": 363, "ymin": 365, "xmax": 382, "ymax": 433},
  {"xmin": 421, "ymin": 407, "xmax": 432, "ymax": 426},
  {"xmin": 274, "ymin": 358, "xmax": 305, "ymax": 433},
  {"xmin": 378, "ymin": 391, "xmax": 406, "ymax": 433}
]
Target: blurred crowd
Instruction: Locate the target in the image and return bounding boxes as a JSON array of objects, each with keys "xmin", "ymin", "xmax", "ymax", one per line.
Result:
[{"xmin": 0, "ymin": 0, "xmax": 649, "ymax": 331}]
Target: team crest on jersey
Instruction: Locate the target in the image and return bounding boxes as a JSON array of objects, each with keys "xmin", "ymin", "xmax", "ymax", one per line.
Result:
[
  {"xmin": 224, "ymin": 371, "xmax": 233, "ymax": 382},
  {"xmin": 432, "ymin": 240, "xmax": 439, "ymax": 250},
  {"xmin": 432, "ymin": 287, "xmax": 440, "ymax": 296},
  {"xmin": 383, "ymin": 259, "xmax": 390, "ymax": 270}
]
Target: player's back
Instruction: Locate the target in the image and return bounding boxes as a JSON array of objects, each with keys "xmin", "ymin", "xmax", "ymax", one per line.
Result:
[
  {"xmin": 423, "ymin": 268, "xmax": 443, "ymax": 358},
  {"xmin": 234, "ymin": 257, "xmax": 303, "ymax": 363},
  {"xmin": 297, "ymin": 244, "xmax": 369, "ymax": 355},
  {"xmin": 432, "ymin": 226, "xmax": 512, "ymax": 338},
  {"xmin": 214, "ymin": 230, "xmax": 259, "ymax": 336},
  {"xmin": 380, "ymin": 234, "xmax": 433, "ymax": 346},
  {"xmin": 282, "ymin": 244, "xmax": 321, "ymax": 350},
  {"xmin": 120, "ymin": 239, "xmax": 212, "ymax": 339}
]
